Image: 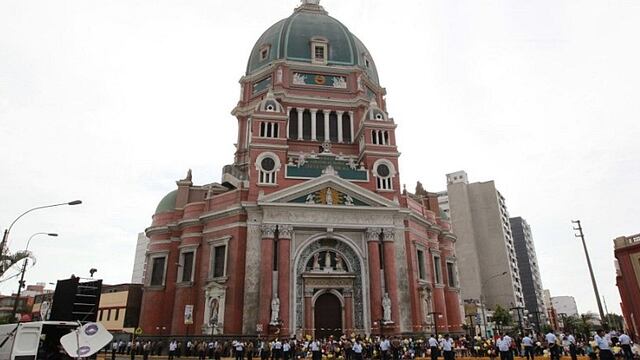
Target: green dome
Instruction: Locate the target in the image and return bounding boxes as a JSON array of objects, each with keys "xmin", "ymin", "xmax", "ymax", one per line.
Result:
[
  {"xmin": 246, "ymin": 3, "xmax": 380, "ymax": 85},
  {"xmin": 155, "ymin": 189, "xmax": 177, "ymax": 214}
]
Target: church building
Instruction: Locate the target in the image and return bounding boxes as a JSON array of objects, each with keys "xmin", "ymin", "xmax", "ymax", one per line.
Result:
[{"xmin": 139, "ymin": 0, "xmax": 463, "ymax": 338}]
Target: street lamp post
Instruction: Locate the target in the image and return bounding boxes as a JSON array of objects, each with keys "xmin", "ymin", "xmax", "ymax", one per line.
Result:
[
  {"xmin": 509, "ymin": 306, "xmax": 526, "ymax": 336},
  {"xmin": 11, "ymin": 232, "xmax": 58, "ymax": 320},
  {"xmin": 480, "ymin": 271, "xmax": 508, "ymax": 337},
  {"xmin": 429, "ymin": 312, "xmax": 443, "ymax": 337},
  {"xmin": 1, "ymin": 200, "xmax": 81, "ymax": 271}
]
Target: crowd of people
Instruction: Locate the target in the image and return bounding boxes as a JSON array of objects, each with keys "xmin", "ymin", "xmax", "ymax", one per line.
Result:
[{"xmin": 108, "ymin": 329, "xmax": 636, "ymax": 360}]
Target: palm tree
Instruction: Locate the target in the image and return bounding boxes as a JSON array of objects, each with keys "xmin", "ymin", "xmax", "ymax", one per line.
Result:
[{"xmin": 0, "ymin": 249, "xmax": 33, "ymax": 280}]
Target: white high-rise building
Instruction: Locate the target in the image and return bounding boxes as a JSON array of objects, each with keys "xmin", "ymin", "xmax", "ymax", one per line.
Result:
[
  {"xmin": 439, "ymin": 171, "xmax": 525, "ymax": 311},
  {"xmin": 551, "ymin": 296, "xmax": 579, "ymax": 317},
  {"xmin": 131, "ymin": 232, "xmax": 149, "ymax": 284}
]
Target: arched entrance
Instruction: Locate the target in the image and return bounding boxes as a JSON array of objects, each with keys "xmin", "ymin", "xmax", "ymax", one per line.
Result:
[{"xmin": 314, "ymin": 292, "xmax": 342, "ymax": 340}]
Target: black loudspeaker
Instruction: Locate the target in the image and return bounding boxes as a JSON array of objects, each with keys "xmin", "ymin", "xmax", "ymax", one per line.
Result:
[{"xmin": 50, "ymin": 278, "xmax": 103, "ymax": 322}]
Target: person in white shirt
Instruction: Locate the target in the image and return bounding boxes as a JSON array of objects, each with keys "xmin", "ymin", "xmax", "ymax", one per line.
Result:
[
  {"xmin": 618, "ymin": 332, "xmax": 632, "ymax": 360},
  {"xmin": 310, "ymin": 339, "xmax": 321, "ymax": 360},
  {"xmin": 522, "ymin": 333, "xmax": 534, "ymax": 360},
  {"xmin": 380, "ymin": 337, "xmax": 391, "ymax": 360},
  {"xmin": 497, "ymin": 334, "xmax": 512, "ymax": 360},
  {"xmin": 545, "ymin": 331, "xmax": 559, "ymax": 360},
  {"xmin": 565, "ymin": 334, "xmax": 577, "ymax": 360},
  {"xmin": 169, "ymin": 340, "xmax": 178, "ymax": 360},
  {"xmin": 282, "ymin": 340, "xmax": 291, "ymax": 360},
  {"xmin": 352, "ymin": 339, "xmax": 363, "ymax": 360},
  {"xmin": 595, "ymin": 329, "xmax": 613, "ymax": 360},
  {"xmin": 428, "ymin": 334, "xmax": 440, "ymax": 360},
  {"xmin": 440, "ymin": 334, "xmax": 454, "ymax": 360}
]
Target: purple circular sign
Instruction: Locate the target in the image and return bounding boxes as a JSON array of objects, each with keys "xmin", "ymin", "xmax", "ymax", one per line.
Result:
[
  {"xmin": 85, "ymin": 324, "xmax": 99, "ymax": 336},
  {"xmin": 77, "ymin": 346, "xmax": 91, "ymax": 356}
]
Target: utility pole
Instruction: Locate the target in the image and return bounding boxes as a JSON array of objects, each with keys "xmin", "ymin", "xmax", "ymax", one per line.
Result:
[{"xmin": 572, "ymin": 220, "xmax": 607, "ymax": 329}]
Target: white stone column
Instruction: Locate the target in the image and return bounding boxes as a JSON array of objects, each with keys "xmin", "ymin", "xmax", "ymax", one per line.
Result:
[
  {"xmin": 297, "ymin": 108, "xmax": 304, "ymax": 140},
  {"xmin": 311, "ymin": 109, "xmax": 317, "ymax": 141},
  {"xmin": 337, "ymin": 111, "xmax": 344, "ymax": 143},
  {"xmin": 324, "ymin": 110, "xmax": 330, "ymax": 142},
  {"xmin": 286, "ymin": 108, "xmax": 290, "ymax": 139},
  {"xmin": 349, "ymin": 111, "xmax": 354, "ymax": 143}
]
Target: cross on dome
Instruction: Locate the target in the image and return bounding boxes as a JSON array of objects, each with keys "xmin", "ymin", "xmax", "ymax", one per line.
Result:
[{"xmin": 301, "ymin": 0, "xmax": 321, "ymax": 4}]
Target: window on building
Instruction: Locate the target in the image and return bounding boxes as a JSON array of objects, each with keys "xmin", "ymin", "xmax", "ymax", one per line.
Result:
[
  {"xmin": 181, "ymin": 251, "xmax": 195, "ymax": 283},
  {"xmin": 115, "ymin": 308, "xmax": 120, "ymax": 321},
  {"xmin": 107, "ymin": 309, "xmax": 111, "ymax": 321},
  {"xmin": 329, "ymin": 112, "xmax": 338, "ymax": 142},
  {"xmin": 149, "ymin": 256, "xmax": 166, "ymax": 286},
  {"xmin": 375, "ymin": 162, "xmax": 393, "ymax": 190},
  {"xmin": 417, "ymin": 250, "xmax": 426, "ymax": 280},
  {"xmin": 314, "ymin": 45, "xmax": 325, "ymax": 62},
  {"xmin": 260, "ymin": 46, "xmax": 270, "ymax": 61},
  {"xmin": 212, "ymin": 245, "xmax": 227, "ymax": 278},
  {"xmin": 433, "ymin": 255, "xmax": 442, "ymax": 284},
  {"xmin": 342, "ymin": 113, "xmax": 352, "ymax": 143},
  {"xmin": 446, "ymin": 262, "xmax": 456, "ymax": 287},
  {"xmin": 302, "ymin": 110, "xmax": 312, "ymax": 140},
  {"xmin": 288, "ymin": 109, "xmax": 298, "ymax": 139},
  {"xmin": 99, "ymin": 310, "xmax": 103, "ymax": 321},
  {"xmin": 260, "ymin": 122, "xmax": 279, "ymax": 138},
  {"xmin": 316, "ymin": 111, "xmax": 325, "ymax": 141},
  {"xmin": 258, "ymin": 155, "xmax": 278, "ymax": 184}
]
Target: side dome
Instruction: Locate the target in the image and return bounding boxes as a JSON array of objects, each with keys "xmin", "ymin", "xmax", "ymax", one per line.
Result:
[
  {"xmin": 155, "ymin": 189, "xmax": 177, "ymax": 214},
  {"xmin": 246, "ymin": 1, "xmax": 380, "ymax": 85}
]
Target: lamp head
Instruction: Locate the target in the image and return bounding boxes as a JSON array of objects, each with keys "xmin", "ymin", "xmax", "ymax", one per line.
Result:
[
  {"xmin": 47, "ymin": 233, "xmax": 58, "ymax": 237},
  {"xmin": 68, "ymin": 200, "xmax": 82, "ymax": 205}
]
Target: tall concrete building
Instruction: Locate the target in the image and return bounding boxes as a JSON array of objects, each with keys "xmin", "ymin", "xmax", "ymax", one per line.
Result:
[
  {"xmin": 510, "ymin": 217, "xmax": 547, "ymax": 325},
  {"xmin": 131, "ymin": 233, "xmax": 149, "ymax": 284},
  {"xmin": 551, "ymin": 296, "xmax": 579, "ymax": 317},
  {"xmin": 439, "ymin": 171, "xmax": 524, "ymax": 311}
]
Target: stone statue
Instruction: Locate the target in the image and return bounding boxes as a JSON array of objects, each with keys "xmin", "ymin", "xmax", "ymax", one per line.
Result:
[
  {"xmin": 313, "ymin": 253, "xmax": 320, "ymax": 270},
  {"xmin": 276, "ymin": 67, "xmax": 283, "ymax": 84},
  {"xmin": 326, "ymin": 188, "xmax": 333, "ymax": 205},
  {"xmin": 306, "ymin": 193, "xmax": 316, "ymax": 204},
  {"xmin": 324, "ymin": 251, "xmax": 331, "ymax": 269},
  {"xmin": 270, "ymin": 297, "xmax": 280, "ymax": 324},
  {"xmin": 209, "ymin": 298, "xmax": 219, "ymax": 326},
  {"xmin": 382, "ymin": 293, "xmax": 392, "ymax": 322},
  {"xmin": 335, "ymin": 254, "xmax": 344, "ymax": 271}
]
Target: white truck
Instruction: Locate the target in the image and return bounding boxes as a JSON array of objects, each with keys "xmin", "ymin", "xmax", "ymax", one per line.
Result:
[{"xmin": 0, "ymin": 321, "xmax": 80, "ymax": 360}]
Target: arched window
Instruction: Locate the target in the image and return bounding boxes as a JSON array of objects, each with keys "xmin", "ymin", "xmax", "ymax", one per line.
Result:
[
  {"xmin": 342, "ymin": 113, "xmax": 352, "ymax": 143},
  {"xmin": 316, "ymin": 111, "xmax": 325, "ymax": 141},
  {"xmin": 329, "ymin": 112, "xmax": 338, "ymax": 142},
  {"xmin": 302, "ymin": 109, "xmax": 312, "ymax": 140},
  {"xmin": 288, "ymin": 109, "xmax": 298, "ymax": 139}
]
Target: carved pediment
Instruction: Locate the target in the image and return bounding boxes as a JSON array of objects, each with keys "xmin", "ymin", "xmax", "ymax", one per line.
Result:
[{"xmin": 258, "ymin": 173, "xmax": 397, "ymax": 208}]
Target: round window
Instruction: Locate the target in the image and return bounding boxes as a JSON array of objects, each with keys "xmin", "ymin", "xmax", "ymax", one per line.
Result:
[
  {"xmin": 266, "ymin": 104, "xmax": 275, "ymax": 111},
  {"xmin": 261, "ymin": 157, "xmax": 276, "ymax": 172},
  {"xmin": 377, "ymin": 164, "xmax": 390, "ymax": 177}
]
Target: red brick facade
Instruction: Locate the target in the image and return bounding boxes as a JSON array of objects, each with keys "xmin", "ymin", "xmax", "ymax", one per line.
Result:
[
  {"xmin": 138, "ymin": 1, "xmax": 463, "ymax": 337},
  {"xmin": 614, "ymin": 234, "xmax": 640, "ymax": 340}
]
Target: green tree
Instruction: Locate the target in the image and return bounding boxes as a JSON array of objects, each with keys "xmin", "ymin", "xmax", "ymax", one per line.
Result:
[
  {"xmin": 493, "ymin": 305, "xmax": 513, "ymax": 329},
  {"xmin": 0, "ymin": 249, "xmax": 32, "ymax": 280}
]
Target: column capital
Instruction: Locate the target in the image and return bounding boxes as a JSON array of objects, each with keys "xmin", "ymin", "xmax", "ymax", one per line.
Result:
[
  {"xmin": 366, "ymin": 227, "xmax": 382, "ymax": 242},
  {"xmin": 343, "ymin": 288, "xmax": 353, "ymax": 297},
  {"xmin": 278, "ymin": 224, "xmax": 293, "ymax": 240},
  {"xmin": 304, "ymin": 288, "xmax": 314, "ymax": 297},
  {"xmin": 261, "ymin": 224, "xmax": 277, "ymax": 239},
  {"xmin": 382, "ymin": 228, "xmax": 395, "ymax": 242}
]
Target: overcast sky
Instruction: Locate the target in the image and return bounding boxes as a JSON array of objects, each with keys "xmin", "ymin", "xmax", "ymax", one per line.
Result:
[{"xmin": 1, "ymin": 0, "xmax": 638, "ymax": 316}]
